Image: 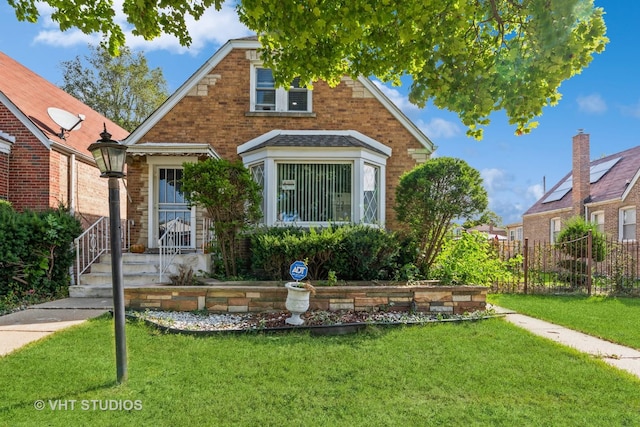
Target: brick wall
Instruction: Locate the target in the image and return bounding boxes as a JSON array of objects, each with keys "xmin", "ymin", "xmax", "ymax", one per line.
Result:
[
  {"xmin": 2, "ymin": 105, "xmax": 51, "ymax": 211},
  {"xmin": 524, "ymin": 187, "xmax": 640, "ymax": 243},
  {"xmin": 133, "ymin": 48, "xmax": 428, "ymax": 231},
  {"xmin": 125, "ymin": 284, "xmax": 487, "ymax": 315},
  {"xmin": 0, "ymin": 102, "xmax": 125, "ymax": 224}
]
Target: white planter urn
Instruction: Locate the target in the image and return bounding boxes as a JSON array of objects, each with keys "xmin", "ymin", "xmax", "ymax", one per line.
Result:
[{"xmin": 285, "ymin": 282, "xmax": 311, "ymax": 325}]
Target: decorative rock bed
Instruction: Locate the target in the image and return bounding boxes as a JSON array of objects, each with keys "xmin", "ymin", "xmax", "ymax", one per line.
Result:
[{"xmin": 127, "ymin": 308, "xmax": 498, "ymax": 336}]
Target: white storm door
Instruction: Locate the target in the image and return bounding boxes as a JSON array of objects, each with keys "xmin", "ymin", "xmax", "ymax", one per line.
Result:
[{"xmin": 155, "ymin": 167, "xmax": 194, "ymax": 249}]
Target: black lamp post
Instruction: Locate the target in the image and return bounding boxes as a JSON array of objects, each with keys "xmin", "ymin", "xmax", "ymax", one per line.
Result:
[{"xmin": 88, "ymin": 124, "xmax": 128, "ymax": 384}]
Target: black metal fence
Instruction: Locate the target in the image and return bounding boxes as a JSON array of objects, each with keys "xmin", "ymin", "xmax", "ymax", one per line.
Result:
[{"xmin": 490, "ymin": 233, "xmax": 640, "ymax": 296}]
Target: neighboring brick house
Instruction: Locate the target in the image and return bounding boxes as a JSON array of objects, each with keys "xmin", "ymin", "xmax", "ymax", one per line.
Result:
[
  {"xmin": 124, "ymin": 37, "xmax": 435, "ymax": 251},
  {"xmin": 0, "ymin": 52, "xmax": 128, "ymax": 224},
  {"xmin": 523, "ymin": 132, "xmax": 640, "ymax": 242},
  {"xmin": 505, "ymin": 222, "xmax": 523, "ymax": 243}
]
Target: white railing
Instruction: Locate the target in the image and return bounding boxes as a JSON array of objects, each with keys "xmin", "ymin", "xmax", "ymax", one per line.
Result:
[
  {"xmin": 74, "ymin": 217, "xmax": 132, "ymax": 285},
  {"xmin": 158, "ymin": 219, "xmax": 182, "ymax": 282},
  {"xmin": 203, "ymin": 217, "xmax": 215, "ymax": 253}
]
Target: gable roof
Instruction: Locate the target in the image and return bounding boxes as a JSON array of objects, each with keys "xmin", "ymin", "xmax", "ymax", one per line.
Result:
[
  {"xmin": 524, "ymin": 145, "xmax": 640, "ymax": 216},
  {"xmin": 0, "ymin": 52, "xmax": 128, "ymax": 158},
  {"xmin": 125, "ymin": 38, "xmax": 435, "ymax": 152}
]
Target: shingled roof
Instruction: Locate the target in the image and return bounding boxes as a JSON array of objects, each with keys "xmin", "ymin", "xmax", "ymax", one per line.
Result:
[
  {"xmin": 0, "ymin": 51, "xmax": 128, "ymax": 156},
  {"xmin": 524, "ymin": 145, "xmax": 640, "ymax": 216},
  {"xmin": 243, "ymin": 133, "xmax": 388, "ymax": 155}
]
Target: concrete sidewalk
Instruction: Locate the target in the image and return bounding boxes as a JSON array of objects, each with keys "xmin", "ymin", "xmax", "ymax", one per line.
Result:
[
  {"xmin": 491, "ymin": 305, "xmax": 640, "ymax": 379},
  {"xmin": 0, "ymin": 298, "xmax": 112, "ymax": 356}
]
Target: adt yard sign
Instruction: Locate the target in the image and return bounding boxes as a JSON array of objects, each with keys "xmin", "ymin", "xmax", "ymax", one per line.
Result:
[{"xmin": 289, "ymin": 261, "xmax": 308, "ymax": 281}]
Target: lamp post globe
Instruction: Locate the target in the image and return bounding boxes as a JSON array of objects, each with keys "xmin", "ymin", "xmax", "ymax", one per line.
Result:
[{"xmin": 88, "ymin": 124, "xmax": 127, "ymax": 178}]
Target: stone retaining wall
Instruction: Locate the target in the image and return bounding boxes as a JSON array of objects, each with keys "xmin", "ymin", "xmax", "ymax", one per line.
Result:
[{"xmin": 125, "ymin": 283, "xmax": 488, "ymax": 315}]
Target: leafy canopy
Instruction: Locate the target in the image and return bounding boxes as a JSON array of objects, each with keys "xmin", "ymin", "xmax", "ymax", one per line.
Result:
[
  {"xmin": 8, "ymin": 0, "xmax": 607, "ymax": 138},
  {"xmin": 59, "ymin": 45, "xmax": 169, "ymax": 131},
  {"xmin": 395, "ymin": 156, "xmax": 488, "ymax": 272}
]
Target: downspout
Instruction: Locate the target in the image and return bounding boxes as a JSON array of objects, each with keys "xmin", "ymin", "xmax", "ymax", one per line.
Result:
[{"xmin": 69, "ymin": 153, "xmax": 76, "ymax": 215}]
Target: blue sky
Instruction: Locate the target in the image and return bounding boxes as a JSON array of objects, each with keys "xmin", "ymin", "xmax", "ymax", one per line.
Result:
[{"xmin": 0, "ymin": 1, "xmax": 636, "ymax": 225}]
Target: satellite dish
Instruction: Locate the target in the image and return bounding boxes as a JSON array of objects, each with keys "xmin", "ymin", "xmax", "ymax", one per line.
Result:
[{"xmin": 47, "ymin": 107, "xmax": 86, "ymax": 140}]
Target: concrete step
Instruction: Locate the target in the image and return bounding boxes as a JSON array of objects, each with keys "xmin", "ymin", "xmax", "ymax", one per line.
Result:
[
  {"xmin": 76, "ymin": 252, "xmax": 212, "ymax": 295},
  {"xmin": 68, "ymin": 284, "xmax": 164, "ymax": 298},
  {"xmin": 79, "ymin": 272, "xmax": 165, "ymax": 286},
  {"xmin": 90, "ymin": 262, "xmax": 161, "ymax": 274}
]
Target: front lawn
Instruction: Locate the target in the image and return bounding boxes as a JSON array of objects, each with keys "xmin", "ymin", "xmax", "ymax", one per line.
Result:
[
  {"xmin": 488, "ymin": 294, "xmax": 640, "ymax": 349},
  {"xmin": 1, "ymin": 316, "xmax": 639, "ymax": 426}
]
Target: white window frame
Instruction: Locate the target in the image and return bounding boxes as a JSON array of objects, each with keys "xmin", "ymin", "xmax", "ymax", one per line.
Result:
[
  {"xmin": 619, "ymin": 206, "xmax": 636, "ymax": 241},
  {"xmin": 550, "ymin": 217, "xmax": 561, "ymax": 243},
  {"xmin": 249, "ymin": 152, "xmax": 386, "ymax": 227},
  {"xmin": 590, "ymin": 210, "xmax": 605, "ymax": 234},
  {"xmin": 249, "ymin": 65, "xmax": 312, "ymax": 113}
]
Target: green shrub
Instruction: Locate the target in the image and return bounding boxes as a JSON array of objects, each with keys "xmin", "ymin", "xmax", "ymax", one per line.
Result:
[
  {"xmin": 249, "ymin": 224, "xmax": 401, "ymax": 281},
  {"xmin": 0, "ymin": 206, "xmax": 82, "ymax": 302},
  {"xmin": 327, "ymin": 224, "xmax": 399, "ymax": 280},
  {"xmin": 430, "ymin": 231, "xmax": 520, "ymax": 286},
  {"xmin": 556, "ymin": 216, "xmax": 606, "ymax": 262}
]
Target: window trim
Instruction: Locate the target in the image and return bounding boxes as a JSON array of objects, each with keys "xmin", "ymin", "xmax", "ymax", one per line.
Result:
[
  {"xmin": 249, "ymin": 65, "xmax": 312, "ymax": 113},
  {"xmin": 243, "ymin": 148, "xmax": 387, "ymax": 227},
  {"xmin": 590, "ymin": 210, "xmax": 605, "ymax": 234},
  {"xmin": 619, "ymin": 206, "xmax": 636, "ymax": 242},
  {"xmin": 550, "ymin": 217, "xmax": 561, "ymax": 243}
]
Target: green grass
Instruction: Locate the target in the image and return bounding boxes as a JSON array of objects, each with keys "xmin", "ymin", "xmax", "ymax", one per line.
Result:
[
  {"xmin": 1, "ymin": 315, "xmax": 640, "ymax": 426},
  {"xmin": 488, "ymin": 294, "xmax": 640, "ymax": 349}
]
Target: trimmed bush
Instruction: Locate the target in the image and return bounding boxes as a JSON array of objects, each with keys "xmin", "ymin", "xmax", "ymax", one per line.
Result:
[
  {"xmin": 0, "ymin": 206, "xmax": 82, "ymax": 301},
  {"xmin": 249, "ymin": 224, "xmax": 400, "ymax": 281}
]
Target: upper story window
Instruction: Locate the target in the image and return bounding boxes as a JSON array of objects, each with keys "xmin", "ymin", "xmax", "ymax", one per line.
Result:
[
  {"xmin": 591, "ymin": 211, "xmax": 605, "ymax": 233},
  {"xmin": 620, "ymin": 207, "xmax": 636, "ymax": 241},
  {"xmin": 550, "ymin": 217, "xmax": 561, "ymax": 243},
  {"xmin": 251, "ymin": 67, "xmax": 312, "ymax": 113}
]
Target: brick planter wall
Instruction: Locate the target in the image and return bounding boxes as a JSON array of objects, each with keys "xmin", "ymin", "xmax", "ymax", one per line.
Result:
[{"xmin": 125, "ymin": 282, "xmax": 488, "ymax": 315}]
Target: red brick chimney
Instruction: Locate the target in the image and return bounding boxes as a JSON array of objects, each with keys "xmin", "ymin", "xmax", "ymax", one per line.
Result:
[{"xmin": 572, "ymin": 131, "xmax": 590, "ymax": 216}]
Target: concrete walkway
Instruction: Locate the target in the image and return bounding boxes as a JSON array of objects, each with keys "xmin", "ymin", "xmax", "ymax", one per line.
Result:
[
  {"xmin": 0, "ymin": 298, "xmax": 111, "ymax": 356},
  {"xmin": 491, "ymin": 305, "xmax": 640, "ymax": 379}
]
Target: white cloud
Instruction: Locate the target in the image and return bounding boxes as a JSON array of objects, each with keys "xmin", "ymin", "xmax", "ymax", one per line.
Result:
[
  {"xmin": 526, "ymin": 183, "xmax": 544, "ymax": 201},
  {"xmin": 620, "ymin": 100, "xmax": 640, "ymax": 118},
  {"xmin": 481, "ymin": 168, "xmax": 513, "ymax": 193},
  {"xmin": 32, "ymin": 2, "xmax": 252, "ymax": 55},
  {"xmin": 418, "ymin": 118, "xmax": 461, "ymax": 139},
  {"xmin": 371, "ymin": 80, "xmax": 418, "ymax": 113},
  {"xmin": 576, "ymin": 94, "xmax": 607, "ymax": 114}
]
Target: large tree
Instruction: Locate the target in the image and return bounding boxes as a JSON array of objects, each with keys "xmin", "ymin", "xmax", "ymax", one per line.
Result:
[
  {"xmin": 395, "ymin": 157, "xmax": 488, "ymax": 273},
  {"xmin": 59, "ymin": 45, "xmax": 169, "ymax": 131},
  {"xmin": 10, "ymin": 0, "xmax": 606, "ymax": 138}
]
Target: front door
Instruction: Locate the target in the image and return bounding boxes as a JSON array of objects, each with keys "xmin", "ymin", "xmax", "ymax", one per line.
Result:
[{"xmin": 156, "ymin": 167, "xmax": 194, "ymax": 249}]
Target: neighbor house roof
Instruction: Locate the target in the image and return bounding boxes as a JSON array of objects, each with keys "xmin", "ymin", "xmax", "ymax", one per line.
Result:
[
  {"xmin": 0, "ymin": 52, "xmax": 128, "ymax": 158},
  {"xmin": 524, "ymin": 145, "xmax": 640, "ymax": 216}
]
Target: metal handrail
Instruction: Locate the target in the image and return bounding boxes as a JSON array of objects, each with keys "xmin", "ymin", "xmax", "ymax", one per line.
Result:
[
  {"xmin": 202, "ymin": 217, "xmax": 215, "ymax": 253},
  {"xmin": 74, "ymin": 217, "xmax": 132, "ymax": 285},
  {"xmin": 158, "ymin": 220, "xmax": 181, "ymax": 282}
]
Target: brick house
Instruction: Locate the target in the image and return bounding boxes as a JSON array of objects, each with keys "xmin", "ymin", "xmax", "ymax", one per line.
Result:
[
  {"xmin": 124, "ymin": 37, "xmax": 435, "ymax": 251},
  {"xmin": 0, "ymin": 52, "xmax": 128, "ymax": 224},
  {"xmin": 523, "ymin": 132, "xmax": 640, "ymax": 242}
]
